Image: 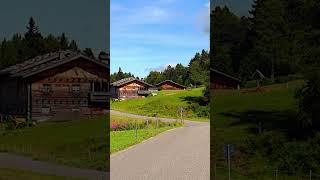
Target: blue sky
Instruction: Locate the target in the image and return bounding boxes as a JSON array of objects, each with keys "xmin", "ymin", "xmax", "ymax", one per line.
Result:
[
  {"xmin": 0, "ymin": 0, "xmax": 109, "ymax": 54},
  {"xmin": 111, "ymin": 0, "xmax": 210, "ymax": 78}
]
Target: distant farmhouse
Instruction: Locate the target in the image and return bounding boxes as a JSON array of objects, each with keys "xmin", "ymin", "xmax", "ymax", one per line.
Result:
[
  {"xmin": 111, "ymin": 77, "xmax": 152, "ymax": 100},
  {"xmin": 156, "ymin": 80, "xmax": 186, "ymax": 90},
  {"xmin": 0, "ymin": 50, "xmax": 109, "ymax": 121},
  {"xmin": 210, "ymin": 68, "xmax": 241, "ymax": 89}
]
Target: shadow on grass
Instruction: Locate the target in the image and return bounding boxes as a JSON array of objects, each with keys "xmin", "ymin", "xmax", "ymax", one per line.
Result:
[
  {"xmin": 180, "ymin": 96, "xmax": 208, "ymax": 106},
  {"xmin": 219, "ymin": 110, "xmax": 304, "ymax": 138}
]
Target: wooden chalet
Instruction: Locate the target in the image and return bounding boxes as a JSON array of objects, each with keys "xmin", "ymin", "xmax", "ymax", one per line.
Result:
[
  {"xmin": 210, "ymin": 68, "xmax": 241, "ymax": 89},
  {"xmin": 111, "ymin": 77, "xmax": 152, "ymax": 100},
  {"xmin": 0, "ymin": 50, "xmax": 109, "ymax": 122},
  {"xmin": 155, "ymin": 80, "xmax": 186, "ymax": 90}
]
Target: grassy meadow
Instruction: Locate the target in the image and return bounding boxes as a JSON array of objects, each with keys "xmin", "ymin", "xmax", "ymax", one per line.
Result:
[
  {"xmin": 0, "ymin": 168, "xmax": 84, "ymax": 180},
  {"xmin": 110, "ymin": 114, "xmax": 181, "ymax": 154},
  {"xmin": 211, "ymin": 81, "xmax": 308, "ymax": 178},
  {"xmin": 0, "ymin": 116, "xmax": 108, "ymax": 171},
  {"xmin": 111, "ymin": 88, "xmax": 209, "ymax": 121}
]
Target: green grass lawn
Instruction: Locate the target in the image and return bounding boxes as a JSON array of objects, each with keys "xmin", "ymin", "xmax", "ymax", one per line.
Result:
[
  {"xmin": 111, "ymin": 127, "xmax": 176, "ymax": 154},
  {"xmin": 110, "ymin": 114, "xmax": 181, "ymax": 154},
  {"xmin": 111, "ymin": 88, "xmax": 209, "ymax": 121},
  {"xmin": 0, "ymin": 116, "xmax": 108, "ymax": 171},
  {"xmin": 211, "ymin": 81, "xmax": 304, "ymax": 178},
  {"xmin": 0, "ymin": 168, "xmax": 84, "ymax": 180}
]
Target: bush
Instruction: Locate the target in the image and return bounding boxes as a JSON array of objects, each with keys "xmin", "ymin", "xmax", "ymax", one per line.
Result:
[
  {"xmin": 295, "ymin": 68, "xmax": 320, "ymax": 132},
  {"xmin": 187, "ymin": 103, "xmax": 210, "ymax": 118},
  {"xmin": 243, "ymin": 132, "xmax": 320, "ymax": 174}
]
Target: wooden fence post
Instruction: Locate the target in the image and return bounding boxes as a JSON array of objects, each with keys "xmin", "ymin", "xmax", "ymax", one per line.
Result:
[{"xmin": 135, "ymin": 120, "xmax": 138, "ymax": 140}]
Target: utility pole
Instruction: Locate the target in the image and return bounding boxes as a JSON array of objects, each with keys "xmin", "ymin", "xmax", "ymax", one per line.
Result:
[
  {"xmin": 310, "ymin": 170, "xmax": 312, "ymax": 180},
  {"xmin": 135, "ymin": 120, "xmax": 137, "ymax": 140},
  {"xmin": 228, "ymin": 144, "xmax": 231, "ymax": 180},
  {"xmin": 271, "ymin": 58, "xmax": 275, "ymax": 83}
]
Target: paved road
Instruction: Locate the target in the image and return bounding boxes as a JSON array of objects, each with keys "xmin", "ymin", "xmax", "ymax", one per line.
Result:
[
  {"xmin": 111, "ymin": 110, "xmax": 210, "ymax": 180},
  {"xmin": 0, "ymin": 153, "xmax": 109, "ymax": 180}
]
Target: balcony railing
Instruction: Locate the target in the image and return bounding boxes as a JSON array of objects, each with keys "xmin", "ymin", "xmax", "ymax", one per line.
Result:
[
  {"xmin": 137, "ymin": 90, "xmax": 151, "ymax": 96},
  {"xmin": 89, "ymin": 92, "xmax": 110, "ymax": 103}
]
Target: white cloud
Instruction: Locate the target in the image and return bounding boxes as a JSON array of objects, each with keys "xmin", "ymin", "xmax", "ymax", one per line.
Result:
[
  {"xmin": 147, "ymin": 63, "xmax": 178, "ymax": 72},
  {"xmin": 194, "ymin": 1, "xmax": 210, "ymax": 34},
  {"xmin": 112, "ymin": 6, "xmax": 172, "ymax": 26}
]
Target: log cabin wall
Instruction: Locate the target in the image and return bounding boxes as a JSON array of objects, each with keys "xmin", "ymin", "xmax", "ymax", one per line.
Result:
[
  {"xmin": 211, "ymin": 73, "xmax": 240, "ymax": 89},
  {"xmin": 31, "ymin": 67, "xmax": 108, "ymax": 121},
  {"xmin": 0, "ymin": 77, "xmax": 28, "ymax": 116}
]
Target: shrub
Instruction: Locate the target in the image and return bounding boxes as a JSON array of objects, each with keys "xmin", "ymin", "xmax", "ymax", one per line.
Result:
[
  {"xmin": 187, "ymin": 103, "xmax": 210, "ymax": 118},
  {"xmin": 243, "ymin": 132, "xmax": 320, "ymax": 174}
]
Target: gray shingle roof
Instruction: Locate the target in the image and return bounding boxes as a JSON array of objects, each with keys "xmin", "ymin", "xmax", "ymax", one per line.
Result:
[
  {"xmin": 155, "ymin": 80, "xmax": 186, "ymax": 88},
  {"xmin": 111, "ymin": 77, "xmax": 152, "ymax": 87},
  {"xmin": 0, "ymin": 50, "xmax": 108, "ymax": 78},
  {"xmin": 210, "ymin": 68, "xmax": 241, "ymax": 82}
]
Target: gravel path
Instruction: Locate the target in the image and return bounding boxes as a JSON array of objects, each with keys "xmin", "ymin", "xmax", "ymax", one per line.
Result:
[{"xmin": 111, "ymin": 110, "xmax": 210, "ymax": 180}]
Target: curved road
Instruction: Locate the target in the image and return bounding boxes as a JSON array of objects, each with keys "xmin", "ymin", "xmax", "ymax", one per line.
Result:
[{"xmin": 111, "ymin": 110, "xmax": 210, "ymax": 180}]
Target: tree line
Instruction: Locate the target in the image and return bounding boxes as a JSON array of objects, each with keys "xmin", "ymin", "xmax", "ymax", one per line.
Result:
[
  {"xmin": 0, "ymin": 17, "xmax": 98, "ymax": 69},
  {"xmin": 111, "ymin": 50, "xmax": 210, "ymax": 88},
  {"xmin": 211, "ymin": 0, "xmax": 320, "ymax": 82},
  {"xmin": 110, "ymin": 67, "xmax": 136, "ymax": 83},
  {"xmin": 210, "ymin": 0, "xmax": 320, "ymax": 174}
]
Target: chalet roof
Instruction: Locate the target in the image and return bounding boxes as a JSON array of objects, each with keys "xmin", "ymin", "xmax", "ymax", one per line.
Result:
[
  {"xmin": 0, "ymin": 50, "xmax": 108, "ymax": 78},
  {"xmin": 111, "ymin": 77, "xmax": 153, "ymax": 87},
  {"xmin": 251, "ymin": 69, "xmax": 266, "ymax": 79},
  {"xmin": 211, "ymin": 68, "xmax": 241, "ymax": 82},
  {"xmin": 155, "ymin": 80, "xmax": 186, "ymax": 88}
]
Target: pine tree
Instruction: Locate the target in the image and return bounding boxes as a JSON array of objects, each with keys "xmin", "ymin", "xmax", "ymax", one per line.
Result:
[
  {"xmin": 249, "ymin": 0, "xmax": 290, "ymax": 82},
  {"xmin": 25, "ymin": 17, "xmax": 42, "ymax": 39},
  {"xmin": 69, "ymin": 40, "xmax": 79, "ymax": 52},
  {"xmin": 116, "ymin": 67, "xmax": 125, "ymax": 80},
  {"xmin": 24, "ymin": 17, "xmax": 44, "ymax": 59},
  {"xmin": 83, "ymin": 48, "xmax": 95, "ymax": 59},
  {"xmin": 60, "ymin": 33, "xmax": 69, "ymax": 50},
  {"xmin": 43, "ymin": 34, "xmax": 60, "ymax": 53}
]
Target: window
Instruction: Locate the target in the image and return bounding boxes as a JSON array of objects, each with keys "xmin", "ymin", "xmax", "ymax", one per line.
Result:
[
  {"xmin": 42, "ymin": 84, "xmax": 52, "ymax": 93},
  {"xmin": 41, "ymin": 107, "xmax": 50, "ymax": 114},
  {"xmin": 72, "ymin": 84, "xmax": 80, "ymax": 93}
]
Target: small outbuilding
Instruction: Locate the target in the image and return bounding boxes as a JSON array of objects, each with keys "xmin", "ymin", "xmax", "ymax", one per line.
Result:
[
  {"xmin": 251, "ymin": 69, "xmax": 266, "ymax": 88},
  {"xmin": 210, "ymin": 68, "xmax": 241, "ymax": 89},
  {"xmin": 155, "ymin": 80, "xmax": 186, "ymax": 90}
]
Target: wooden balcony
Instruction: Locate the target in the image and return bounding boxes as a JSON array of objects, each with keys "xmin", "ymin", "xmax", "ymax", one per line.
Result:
[
  {"xmin": 89, "ymin": 92, "xmax": 110, "ymax": 103},
  {"xmin": 137, "ymin": 90, "xmax": 151, "ymax": 96}
]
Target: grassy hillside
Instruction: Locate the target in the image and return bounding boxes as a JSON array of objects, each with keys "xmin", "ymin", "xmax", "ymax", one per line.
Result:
[
  {"xmin": 211, "ymin": 81, "xmax": 307, "ymax": 178},
  {"xmin": 110, "ymin": 114, "xmax": 181, "ymax": 154},
  {"xmin": 111, "ymin": 88, "xmax": 209, "ymax": 121},
  {"xmin": 0, "ymin": 116, "xmax": 108, "ymax": 171},
  {"xmin": 0, "ymin": 168, "xmax": 84, "ymax": 180}
]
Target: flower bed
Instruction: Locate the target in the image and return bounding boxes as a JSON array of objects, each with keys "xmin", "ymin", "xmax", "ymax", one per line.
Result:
[{"xmin": 110, "ymin": 118, "xmax": 181, "ymax": 131}]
